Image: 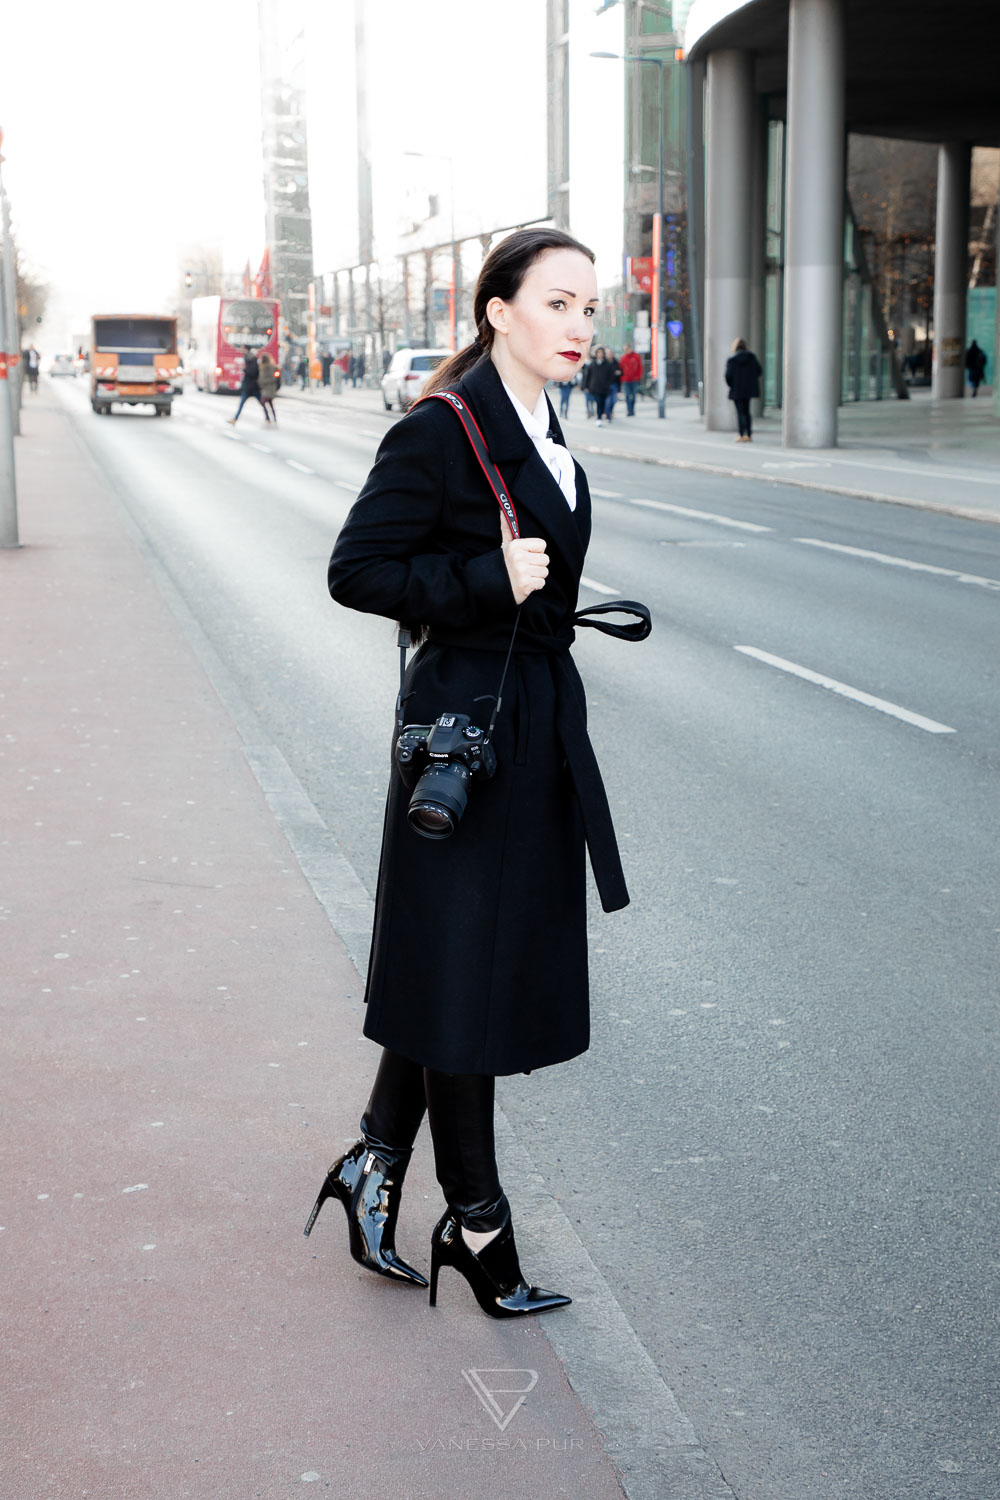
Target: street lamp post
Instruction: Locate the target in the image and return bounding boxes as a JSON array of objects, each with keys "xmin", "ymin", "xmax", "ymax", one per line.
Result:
[
  {"xmin": 404, "ymin": 151, "xmax": 457, "ymax": 352},
  {"xmin": 0, "ymin": 134, "xmax": 19, "ymax": 546},
  {"xmin": 593, "ymin": 50, "xmax": 666, "ymax": 418}
]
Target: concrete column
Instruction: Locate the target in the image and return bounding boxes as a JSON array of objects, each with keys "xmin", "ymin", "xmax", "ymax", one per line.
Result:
[
  {"xmin": 782, "ymin": 0, "xmax": 845, "ymax": 449},
  {"xmin": 932, "ymin": 141, "xmax": 971, "ymax": 400},
  {"xmin": 704, "ymin": 49, "xmax": 754, "ymax": 431},
  {"xmin": 749, "ymin": 95, "xmax": 769, "ymax": 417}
]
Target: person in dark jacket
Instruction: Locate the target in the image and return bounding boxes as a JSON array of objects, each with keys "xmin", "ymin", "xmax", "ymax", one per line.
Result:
[
  {"xmin": 965, "ymin": 339, "xmax": 987, "ymax": 396},
  {"xmin": 724, "ymin": 337, "xmax": 762, "ymax": 441},
  {"xmin": 586, "ymin": 347, "xmax": 616, "ymax": 425},
  {"xmin": 227, "ymin": 348, "xmax": 263, "ymax": 424},
  {"xmin": 306, "ymin": 228, "xmax": 648, "ymax": 1321}
]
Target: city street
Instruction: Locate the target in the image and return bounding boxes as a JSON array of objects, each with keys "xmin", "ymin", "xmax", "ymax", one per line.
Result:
[{"xmin": 45, "ymin": 377, "xmax": 1000, "ymax": 1497}]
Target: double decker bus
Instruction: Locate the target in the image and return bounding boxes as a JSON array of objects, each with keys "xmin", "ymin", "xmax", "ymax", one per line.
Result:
[
  {"xmin": 90, "ymin": 314, "xmax": 181, "ymax": 416},
  {"xmin": 189, "ymin": 297, "xmax": 280, "ymax": 394}
]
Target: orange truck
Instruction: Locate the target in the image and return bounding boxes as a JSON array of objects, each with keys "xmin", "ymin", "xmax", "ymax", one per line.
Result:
[{"xmin": 90, "ymin": 313, "xmax": 181, "ymax": 416}]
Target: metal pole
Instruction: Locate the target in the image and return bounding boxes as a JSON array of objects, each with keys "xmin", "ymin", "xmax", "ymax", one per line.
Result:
[
  {"xmin": 0, "ymin": 171, "xmax": 19, "ymax": 545},
  {"xmin": 449, "ymin": 157, "xmax": 456, "ymax": 352},
  {"xmin": 1, "ymin": 187, "xmax": 21, "ymax": 435},
  {"xmin": 683, "ymin": 60, "xmax": 704, "ymax": 407},
  {"xmin": 656, "ymin": 59, "xmax": 666, "ymax": 417}
]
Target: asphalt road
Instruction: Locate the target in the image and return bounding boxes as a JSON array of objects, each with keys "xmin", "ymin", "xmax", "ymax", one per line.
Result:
[{"xmin": 58, "ymin": 380, "xmax": 1000, "ymax": 1498}]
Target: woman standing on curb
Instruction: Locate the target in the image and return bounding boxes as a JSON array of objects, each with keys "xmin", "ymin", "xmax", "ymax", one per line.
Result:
[{"xmin": 305, "ymin": 228, "xmax": 649, "ymax": 1320}]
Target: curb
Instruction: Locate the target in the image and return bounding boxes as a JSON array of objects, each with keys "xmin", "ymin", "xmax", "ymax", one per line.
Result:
[{"xmin": 576, "ymin": 442, "xmax": 1000, "ymax": 525}]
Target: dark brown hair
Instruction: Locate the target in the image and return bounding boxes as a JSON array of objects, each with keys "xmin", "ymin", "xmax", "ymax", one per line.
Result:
[{"xmin": 422, "ymin": 227, "xmax": 595, "ymax": 398}]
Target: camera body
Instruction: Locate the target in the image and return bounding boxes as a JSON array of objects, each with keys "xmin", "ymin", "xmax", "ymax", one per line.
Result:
[{"xmin": 395, "ymin": 713, "xmax": 497, "ymax": 839}]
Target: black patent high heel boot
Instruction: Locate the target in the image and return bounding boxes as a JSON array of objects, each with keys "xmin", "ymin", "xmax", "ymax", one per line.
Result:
[
  {"xmin": 428, "ymin": 1211, "xmax": 571, "ymax": 1318},
  {"xmin": 304, "ymin": 1142, "xmax": 428, "ymax": 1288}
]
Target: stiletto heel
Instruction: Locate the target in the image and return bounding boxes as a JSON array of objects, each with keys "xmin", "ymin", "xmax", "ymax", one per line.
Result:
[
  {"xmin": 303, "ymin": 1178, "xmax": 336, "ymax": 1238},
  {"xmin": 304, "ymin": 1140, "xmax": 427, "ymax": 1288},
  {"xmin": 428, "ymin": 1211, "xmax": 571, "ymax": 1319},
  {"xmin": 303, "ymin": 1140, "xmax": 364, "ymax": 1238}
]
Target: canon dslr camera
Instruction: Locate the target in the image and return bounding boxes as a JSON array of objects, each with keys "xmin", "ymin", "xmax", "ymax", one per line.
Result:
[{"xmin": 395, "ymin": 713, "xmax": 497, "ymax": 839}]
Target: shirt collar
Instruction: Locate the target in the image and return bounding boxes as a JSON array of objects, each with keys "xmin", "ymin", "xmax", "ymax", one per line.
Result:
[{"xmin": 500, "ymin": 379, "xmax": 553, "ymax": 443}]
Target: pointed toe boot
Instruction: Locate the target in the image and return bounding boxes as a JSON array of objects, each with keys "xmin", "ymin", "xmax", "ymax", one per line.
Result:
[
  {"xmin": 304, "ymin": 1142, "xmax": 427, "ymax": 1288},
  {"xmin": 428, "ymin": 1212, "xmax": 571, "ymax": 1319}
]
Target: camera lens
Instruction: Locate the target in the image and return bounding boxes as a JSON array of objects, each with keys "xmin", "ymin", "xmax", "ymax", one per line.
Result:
[{"xmin": 407, "ymin": 763, "xmax": 469, "ymax": 840}]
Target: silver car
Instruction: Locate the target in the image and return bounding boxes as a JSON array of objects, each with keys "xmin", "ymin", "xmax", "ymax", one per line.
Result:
[{"xmin": 380, "ymin": 348, "xmax": 450, "ymax": 412}]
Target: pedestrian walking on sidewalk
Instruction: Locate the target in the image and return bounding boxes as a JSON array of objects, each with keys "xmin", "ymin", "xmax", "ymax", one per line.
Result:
[
  {"xmin": 25, "ymin": 344, "xmax": 40, "ymax": 392},
  {"xmin": 586, "ymin": 347, "xmax": 615, "ymax": 425},
  {"xmin": 555, "ymin": 372, "xmax": 575, "ymax": 418},
  {"xmin": 965, "ymin": 339, "xmax": 987, "ymax": 397},
  {"xmin": 725, "ymin": 336, "xmax": 762, "ymax": 441},
  {"xmin": 227, "ymin": 348, "xmax": 263, "ymax": 425},
  {"xmin": 258, "ymin": 351, "xmax": 279, "ymax": 424},
  {"xmin": 619, "ymin": 345, "xmax": 642, "ymax": 415},
  {"xmin": 307, "ymin": 227, "xmax": 650, "ymax": 1321},
  {"xmin": 602, "ymin": 348, "xmax": 622, "ymax": 423},
  {"xmin": 579, "ymin": 352, "xmax": 597, "ymax": 418}
]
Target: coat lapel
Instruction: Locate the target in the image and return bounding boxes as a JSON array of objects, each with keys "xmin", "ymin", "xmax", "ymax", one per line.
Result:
[{"xmin": 457, "ymin": 358, "xmax": 588, "ymax": 574}]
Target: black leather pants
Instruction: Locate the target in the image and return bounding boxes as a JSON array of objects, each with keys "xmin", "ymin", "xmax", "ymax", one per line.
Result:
[{"xmin": 360, "ymin": 1047, "xmax": 510, "ymax": 1234}]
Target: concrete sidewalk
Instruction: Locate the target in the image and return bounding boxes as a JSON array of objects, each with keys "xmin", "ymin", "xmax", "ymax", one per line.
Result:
[
  {"xmin": 1, "ymin": 396, "xmax": 691, "ymax": 1499},
  {"xmin": 283, "ymin": 380, "xmax": 1000, "ymax": 524}
]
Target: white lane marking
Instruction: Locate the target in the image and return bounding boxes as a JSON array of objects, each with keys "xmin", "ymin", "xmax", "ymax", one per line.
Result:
[
  {"xmin": 796, "ymin": 538, "xmax": 1000, "ymax": 592},
  {"xmin": 627, "ymin": 498, "xmax": 772, "ymax": 533},
  {"xmin": 335, "ymin": 480, "xmax": 358, "ymax": 493},
  {"xmin": 219, "ymin": 429, "xmax": 239, "ymax": 440},
  {"xmin": 579, "ymin": 576, "xmax": 620, "ymax": 596},
  {"xmin": 286, "ymin": 460, "xmax": 314, "ymax": 474},
  {"xmin": 250, "ymin": 443, "xmax": 272, "ymax": 454},
  {"xmin": 359, "ymin": 429, "xmax": 382, "ymax": 438},
  {"xmin": 590, "ymin": 487, "xmax": 622, "ymax": 498},
  {"xmin": 734, "ymin": 646, "xmax": 956, "ymax": 735}
]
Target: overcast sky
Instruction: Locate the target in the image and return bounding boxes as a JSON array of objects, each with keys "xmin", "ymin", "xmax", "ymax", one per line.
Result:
[{"xmin": 1, "ymin": 0, "xmax": 624, "ymax": 350}]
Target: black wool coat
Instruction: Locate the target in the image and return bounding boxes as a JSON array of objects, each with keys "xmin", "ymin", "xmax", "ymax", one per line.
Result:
[
  {"xmin": 328, "ymin": 355, "xmax": 633, "ymax": 1077},
  {"xmin": 725, "ymin": 348, "xmax": 761, "ymax": 401}
]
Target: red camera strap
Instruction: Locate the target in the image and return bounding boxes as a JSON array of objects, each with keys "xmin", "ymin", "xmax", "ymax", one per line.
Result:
[{"xmin": 421, "ymin": 390, "xmax": 520, "ymax": 540}]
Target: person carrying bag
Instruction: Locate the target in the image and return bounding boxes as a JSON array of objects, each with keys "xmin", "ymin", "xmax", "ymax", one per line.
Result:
[{"xmin": 305, "ymin": 228, "xmax": 651, "ymax": 1320}]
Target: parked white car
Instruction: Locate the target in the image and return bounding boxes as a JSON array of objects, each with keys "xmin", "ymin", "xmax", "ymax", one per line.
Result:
[{"xmin": 380, "ymin": 348, "xmax": 450, "ymax": 412}]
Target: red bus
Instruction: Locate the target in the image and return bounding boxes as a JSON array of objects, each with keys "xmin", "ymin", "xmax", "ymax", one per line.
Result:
[{"xmin": 189, "ymin": 296, "xmax": 280, "ymax": 394}]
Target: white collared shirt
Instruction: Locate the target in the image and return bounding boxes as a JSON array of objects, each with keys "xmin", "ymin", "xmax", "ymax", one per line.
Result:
[{"xmin": 500, "ymin": 379, "xmax": 577, "ymax": 512}]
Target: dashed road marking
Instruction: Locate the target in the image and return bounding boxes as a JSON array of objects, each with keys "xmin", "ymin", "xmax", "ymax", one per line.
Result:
[
  {"xmin": 286, "ymin": 460, "xmax": 314, "ymax": 474},
  {"xmin": 626, "ymin": 497, "xmax": 772, "ymax": 533},
  {"xmin": 796, "ymin": 537, "xmax": 1000, "ymax": 591},
  {"xmin": 579, "ymin": 576, "xmax": 620, "ymax": 596},
  {"xmin": 735, "ymin": 646, "xmax": 956, "ymax": 735}
]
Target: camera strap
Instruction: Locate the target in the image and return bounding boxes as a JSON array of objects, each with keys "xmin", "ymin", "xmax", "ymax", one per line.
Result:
[{"xmin": 397, "ymin": 389, "xmax": 525, "ymax": 735}]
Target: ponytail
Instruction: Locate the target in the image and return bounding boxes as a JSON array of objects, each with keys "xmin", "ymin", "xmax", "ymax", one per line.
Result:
[{"xmin": 422, "ymin": 334, "xmax": 489, "ymax": 398}]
